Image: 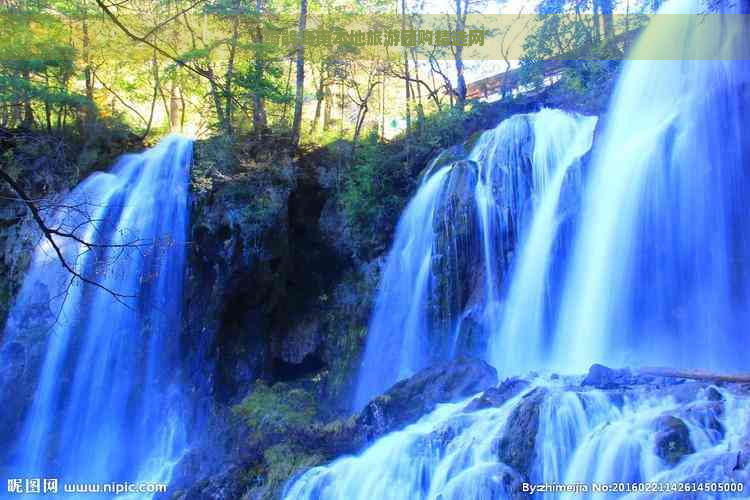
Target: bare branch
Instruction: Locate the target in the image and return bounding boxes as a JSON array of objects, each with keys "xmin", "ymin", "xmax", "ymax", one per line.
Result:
[{"xmin": 0, "ymin": 168, "xmax": 135, "ymax": 306}]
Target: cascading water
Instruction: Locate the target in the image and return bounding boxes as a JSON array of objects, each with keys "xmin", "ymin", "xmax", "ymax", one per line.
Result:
[
  {"xmin": 477, "ymin": 111, "xmax": 597, "ymax": 373},
  {"xmin": 0, "ymin": 135, "xmax": 192, "ymax": 496},
  {"xmin": 290, "ymin": 0, "xmax": 750, "ymax": 496},
  {"xmin": 354, "ymin": 165, "xmax": 455, "ymax": 409},
  {"xmin": 550, "ymin": 0, "xmax": 750, "ymax": 371},
  {"xmin": 355, "ymin": 109, "xmax": 597, "ymax": 408},
  {"xmin": 287, "ymin": 377, "xmax": 750, "ymax": 500}
]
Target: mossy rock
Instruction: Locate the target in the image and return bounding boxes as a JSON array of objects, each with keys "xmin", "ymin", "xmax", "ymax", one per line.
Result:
[
  {"xmin": 262, "ymin": 444, "xmax": 325, "ymax": 496},
  {"xmin": 233, "ymin": 381, "xmax": 318, "ymax": 433}
]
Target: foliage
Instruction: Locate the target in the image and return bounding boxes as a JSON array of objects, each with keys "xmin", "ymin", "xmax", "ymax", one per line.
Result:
[
  {"xmin": 338, "ymin": 132, "xmax": 414, "ymax": 258},
  {"xmin": 337, "ymin": 100, "xmax": 500, "ymax": 259}
]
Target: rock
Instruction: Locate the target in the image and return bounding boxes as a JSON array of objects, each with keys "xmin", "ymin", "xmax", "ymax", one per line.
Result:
[
  {"xmin": 464, "ymin": 378, "xmax": 529, "ymax": 412},
  {"xmin": 706, "ymin": 386, "xmax": 724, "ymax": 401},
  {"xmin": 175, "ymin": 464, "xmax": 248, "ymax": 500},
  {"xmin": 434, "ymin": 462, "xmax": 526, "ymax": 500},
  {"xmin": 280, "ymin": 317, "xmax": 321, "ymax": 365},
  {"xmin": 497, "ymin": 387, "xmax": 547, "ymax": 477},
  {"xmin": 653, "ymin": 415, "xmax": 695, "ymax": 464},
  {"xmin": 582, "ymin": 363, "xmax": 636, "ymax": 389},
  {"xmin": 356, "ymin": 356, "xmax": 498, "ymax": 442},
  {"xmin": 430, "ymin": 160, "xmax": 482, "ymax": 359},
  {"xmin": 678, "ymin": 401, "xmax": 725, "ymax": 440},
  {"xmin": 292, "ymin": 356, "xmax": 499, "ymax": 459}
]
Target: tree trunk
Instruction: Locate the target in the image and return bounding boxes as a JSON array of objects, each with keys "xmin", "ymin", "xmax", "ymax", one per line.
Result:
[
  {"xmin": 411, "ymin": 47, "xmax": 425, "ymax": 134},
  {"xmin": 44, "ymin": 71, "xmax": 52, "ymax": 131},
  {"xmin": 592, "ymin": 1, "xmax": 601, "ymax": 43},
  {"xmin": 636, "ymin": 367, "xmax": 750, "ymax": 384},
  {"xmin": 207, "ymin": 65, "xmax": 226, "ymax": 129},
  {"xmin": 21, "ymin": 67, "xmax": 35, "ymax": 128},
  {"xmin": 291, "ymin": 0, "xmax": 308, "ymax": 147},
  {"xmin": 353, "ymin": 104, "xmax": 368, "ymax": 146},
  {"xmin": 81, "ymin": 6, "xmax": 95, "ymax": 131},
  {"xmin": 598, "ymin": 0, "xmax": 614, "ymax": 40},
  {"xmin": 310, "ymin": 75, "xmax": 325, "ymax": 134},
  {"xmin": 169, "ymin": 79, "xmax": 180, "ymax": 132},
  {"xmin": 252, "ymin": 0, "xmax": 268, "ymax": 133},
  {"xmin": 454, "ymin": 0, "xmax": 468, "ymax": 112},
  {"xmin": 225, "ymin": 5, "xmax": 240, "ymax": 134},
  {"xmin": 323, "ymin": 89, "xmax": 332, "ymax": 131},
  {"xmin": 401, "ymin": 0, "xmax": 412, "ymax": 134}
]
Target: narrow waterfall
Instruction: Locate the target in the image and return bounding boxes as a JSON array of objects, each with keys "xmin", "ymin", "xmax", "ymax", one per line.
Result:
[
  {"xmin": 551, "ymin": 0, "xmax": 750, "ymax": 371},
  {"xmin": 354, "ymin": 166, "xmax": 455, "ymax": 409},
  {"xmin": 478, "ymin": 110, "xmax": 597, "ymax": 373},
  {"xmin": 0, "ymin": 135, "xmax": 192, "ymax": 493},
  {"xmin": 355, "ymin": 109, "xmax": 597, "ymax": 408}
]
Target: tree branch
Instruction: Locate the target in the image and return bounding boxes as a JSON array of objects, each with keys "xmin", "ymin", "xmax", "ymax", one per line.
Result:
[{"xmin": 0, "ymin": 168, "xmax": 134, "ymax": 305}]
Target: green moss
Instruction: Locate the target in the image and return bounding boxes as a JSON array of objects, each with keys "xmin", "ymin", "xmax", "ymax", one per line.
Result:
[
  {"xmin": 263, "ymin": 444, "xmax": 325, "ymax": 496},
  {"xmin": 232, "ymin": 381, "xmax": 318, "ymax": 430}
]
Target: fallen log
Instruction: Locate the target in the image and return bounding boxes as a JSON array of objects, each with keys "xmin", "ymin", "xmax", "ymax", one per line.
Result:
[{"xmin": 635, "ymin": 367, "xmax": 750, "ymax": 384}]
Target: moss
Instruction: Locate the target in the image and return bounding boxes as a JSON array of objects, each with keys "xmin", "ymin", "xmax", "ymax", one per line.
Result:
[
  {"xmin": 232, "ymin": 381, "xmax": 318, "ymax": 431},
  {"xmin": 262, "ymin": 444, "xmax": 325, "ymax": 497}
]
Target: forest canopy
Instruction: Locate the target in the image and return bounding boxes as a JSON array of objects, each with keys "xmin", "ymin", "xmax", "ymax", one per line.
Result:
[{"xmin": 0, "ymin": 0, "xmax": 658, "ymax": 144}]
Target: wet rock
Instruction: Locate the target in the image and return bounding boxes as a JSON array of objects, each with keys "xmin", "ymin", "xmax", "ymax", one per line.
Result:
[
  {"xmin": 173, "ymin": 464, "xmax": 248, "ymax": 500},
  {"xmin": 356, "ymin": 356, "xmax": 498, "ymax": 442},
  {"xmin": 430, "ymin": 160, "xmax": 482, "ymax": 359},
  {"xmin": 653, "ymin": 415, "xmax": 695, "ymax": 464},
  {"xmin": 435, "ymin": 462, "xmax": 526, "ymax": 500},
  {"xmin": 706, "ymin": 386, "xmax": 724, "ymax": 401},
  {"xmin": 679, "ymin": 401, "xmax": 725, "ymax": 440},
  {"xmin": 465, "ymin": 378, "xmax": 530, "ymax": 412},
  {"xmin": 497, "ymin": 387, "xmax": 547, "ymax": 477},
  {"xmin": 582, "ymin": 363, "xmax": 636, "ymax": 389}
]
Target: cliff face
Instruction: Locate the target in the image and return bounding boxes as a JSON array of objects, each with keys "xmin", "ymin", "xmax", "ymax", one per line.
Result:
[{"xmin": 183, "ymin": 142, "xmax": 379, "ymax": 411}]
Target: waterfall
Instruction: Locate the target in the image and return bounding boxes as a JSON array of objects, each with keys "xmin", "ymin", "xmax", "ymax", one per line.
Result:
[
  {"xmin": 0, "ymin": 135, "xmax": 192, "ymax": 495},
  {"xmin": 355, "ymin": 109, "xmax": 596, "ymax": 408},
  {"xmin": 354, "ymin": 166, "xmax": 454, "ymax": 409},
  {"xmin": 286, "ymin": 378, "xmax": 750, "ymax": 500},
  {"xmin": 551, "ymin": 0, "xmax": 750, "ymax": 372},
  {"xmin": 479, "ymin": 110, "xmax": 597, "ymax": 373},
  {"xmin": 290, "ymin": 0, "xmax": 750, "ymax": 495}
]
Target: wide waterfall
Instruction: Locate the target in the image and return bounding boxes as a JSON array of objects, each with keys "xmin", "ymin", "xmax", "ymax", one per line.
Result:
[
  {"xmin": 355, "ymin": 109, "xmax": 597, "ymax": 408},
  {"xmin": 287, "ymin": 0, "xmax": 750, "ymax": 496},
  {"xmin": 551, "ymin": 0, "xmax": 750, "ymax": 371},
  {"xmin": 0, "ymin": 135, "xmax": 192, "ymax": 495}
]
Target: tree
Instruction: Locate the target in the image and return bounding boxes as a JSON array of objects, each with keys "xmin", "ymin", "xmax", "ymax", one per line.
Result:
[{"xmin": 291, "ymin": 0, "xmax": 307, "ymax": 147}]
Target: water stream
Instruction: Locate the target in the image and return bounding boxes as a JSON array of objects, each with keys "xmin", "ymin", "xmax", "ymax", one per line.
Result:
[{"xmin": 0, "ymin": 135, "xmax": 193, "ymax": 496}]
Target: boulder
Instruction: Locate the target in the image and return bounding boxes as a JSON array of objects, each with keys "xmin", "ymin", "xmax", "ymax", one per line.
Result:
[
  {"xmin": 582, "ymin": 363, "xmax": 636, "ymax": 389},
  {"xmin": 430, "ymin": 160, "xmax": 482, "ymax": 359},
  {"xmin": 653, "ymin": 415, "xmax": 695, "ymax": 465},
  {"xmin": 293, "ymin": 356, "xmax": 499, "ymax": 458},
  {"xmin": 464, "ymin": 378, "xmax": 530, "ymax": 412},
  {"xmin": 356, "ymin": 356, "xmax": 498, "ymax": 442},
  {"xmin": 496, "ymin": 387, "xmax": 547, "ymax": 478}
]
